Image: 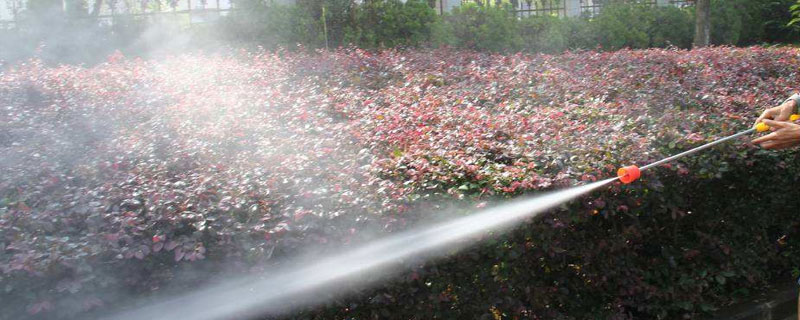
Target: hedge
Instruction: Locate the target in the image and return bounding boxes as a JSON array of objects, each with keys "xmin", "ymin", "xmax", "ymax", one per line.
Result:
[
  {"xmin": 4, "ymin": 0, "xmax": 800, "ymax": 65},
  {"xmin": 218, "ymin": 0, "xmax": 797, "ymax": 53},
  {"xmin": 2, "ymin": 47, "xmax": 800, "ymax": 319}
]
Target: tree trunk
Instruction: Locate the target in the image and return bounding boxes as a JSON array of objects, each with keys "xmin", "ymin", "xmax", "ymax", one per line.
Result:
[
  {"xmin": 693, "ymin": 0, "xmax": 710, "ymax": 47},
  {"xmin": 90, "ymin": 0, "xmax": 103, "ymax": 16}
]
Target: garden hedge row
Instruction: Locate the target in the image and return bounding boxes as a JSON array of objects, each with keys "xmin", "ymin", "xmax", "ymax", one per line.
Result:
[{"xmin": 2, "ymin": 47, "xmax": 800, "ymax": 319}]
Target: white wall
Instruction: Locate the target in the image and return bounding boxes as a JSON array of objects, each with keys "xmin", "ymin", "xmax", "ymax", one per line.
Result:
[
  {"xmin": 0, "ymin": 0, "xmax": 23, "ymax": 21},
  {"xmin": 564, "ymin": 0, "xmax": 579, "ymax": 17}
]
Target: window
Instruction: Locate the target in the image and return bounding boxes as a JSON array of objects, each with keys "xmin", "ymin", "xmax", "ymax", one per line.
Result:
[
  {"xmin": 513, "ymin": 0, "xmax": 566, "ymax": 18},
  {"xmin": 580, "ymin": 0, "xmax": 658, "ymax": 17}
]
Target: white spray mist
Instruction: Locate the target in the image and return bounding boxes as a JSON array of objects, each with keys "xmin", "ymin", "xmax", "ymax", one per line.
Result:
[{"xmin": 110, "ymin": 178, "xmax": 617, "ymax": 320}]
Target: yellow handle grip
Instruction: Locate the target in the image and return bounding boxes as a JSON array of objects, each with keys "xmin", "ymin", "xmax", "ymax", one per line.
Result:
[{"xmin": 755, "ymin": 114, "xmax": 800, "ymax": 132}]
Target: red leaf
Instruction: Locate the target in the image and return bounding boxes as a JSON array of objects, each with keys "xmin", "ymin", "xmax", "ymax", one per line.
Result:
[
  {"xmin": 18, "ymin": 202, "xmax": 31, "ymax": 213},
  {"xmin": 174, "ymin": 248, "xmax": 185, "ymax": 261},
  {"xmin": 165, "ymin": 241, "xmax": 178, "ymax": 251}
]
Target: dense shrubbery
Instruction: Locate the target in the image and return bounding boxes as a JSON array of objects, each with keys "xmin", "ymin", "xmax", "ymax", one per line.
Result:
[
  {"xmin": 588, "ymin": 3, "xmax": 693, "ymax": 50},
  {"xmin": 222, "ymin": 0, "xmax": 439, "ymax": 49},
  {"xmin": 4, "ymin": 0, "xmax": 799, "ymax": 64},
  {"xmin": 716, "ymin": 0, "xmax": 797, "ymax": 45},
  {"xmin": 222, "ymin": 0, "xmax": 322, "ymax": 48},
  {"xmin": 219, "ymin": 0, "xmax": 798, "ymax": 53},
  {"xmin": 345, "ymin": 0, "xmax": 438, "ymax": 48},
  {"xmin": 220, "ymin": 1, "xmax": 698, "ymax": 52},
  {"xmin": 516, "ymin": 14, "xmax": 570, "ymax": 53},
  {"xmin": 442, "ymin": 3, "xmax": 519, "ymax": 51},
  {"xmin": 2, "ymin": 46, "xmax": 800, "ymax": 319},
  {"xmin": 1, "ymin": 7, "xmax": 221, "ymax": 64}
]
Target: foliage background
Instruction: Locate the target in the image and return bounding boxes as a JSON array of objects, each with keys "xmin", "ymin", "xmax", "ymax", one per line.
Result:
[
  {"xmin": 2, "ymin": 0, "xmax": 800, "ymax": 63},
  {"xmin": 3, "ymin": 0, "xmax": 800, "ymax": 319},
  {"xmin": 2, "ymin": 46, "xmax": 800, "ymax": 319}
]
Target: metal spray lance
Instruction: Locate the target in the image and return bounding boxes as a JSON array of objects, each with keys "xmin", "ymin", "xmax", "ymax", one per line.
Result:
[{"xmin": 616, "ymin": 114, "xmax": 800, "ymax": 184}]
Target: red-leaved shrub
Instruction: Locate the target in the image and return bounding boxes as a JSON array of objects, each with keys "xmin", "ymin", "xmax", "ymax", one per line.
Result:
[{"xmin": 1, "ymin": 46, "xmax": 800, "ymax": 319}]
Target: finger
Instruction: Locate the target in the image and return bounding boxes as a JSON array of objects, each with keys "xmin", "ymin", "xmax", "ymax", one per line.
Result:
[
  {"xmin": 773, "ymin": 143, "xmax": 793, "ymax": 150},
  {"xmin": 763, "ymin": 136, "xmax": 800, "ymax": 149},
  {"xmin": 762, "ymin": 119, "xmax": 788, "ymax": 129},
  {"xmin": 761, "ymin": 141, "xmax": 779, "ymax": 149},
  {"xmin": 755, "ymin": 109, "xmax": 777, "ymax": 126},
  {"xmin": 773, "ymin": 138, "xmax": 800, "ymax": 150},
  {"xmin": 763, "ymin": 141, "xmax": 793, "ymax": 150},
  {"xmin": 752, "ymin": 132, "xmax": 778, "ymax": 144},
  {"xmin": 755, "ymin": 110, "xmax": 773, "ymax": 126}
]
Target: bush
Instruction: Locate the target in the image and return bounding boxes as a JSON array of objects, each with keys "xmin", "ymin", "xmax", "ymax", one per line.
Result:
[
  {"xmin": 7, "ymin": 0, "xmax": 797, "ymax": 64},
  {"xmin": 443, "ymin": 3, "xmax": 519, "ymax": 52},
  {"xmin": 517, "ymin": 15, "xmax": 570, "ymax": 53},
  {"xmin": 647, "ymin": 4, "xmax": 694, "ymax": 48},
  {"xmin": 222, "ymin": 0, "xmax": 438, "ymax": 49},
  {"xmin": 221, "ymin": 0, "xmax": 322, "ymax": 48},
  {"xmin": 715, "ymin": 0, "xmax": 799, "ymax": 45},
  {"xmin": 2, "ymin": 2, "xmax": 134, "ymax": 64},
  {"xmin": 2, "ymin": 0, "xmax": 223, "ymax": 64},
  {"xmin": 219, "ymin": 0, "xmax": 800, "ymax": 51},
  {"xmin": 561, "ymin": 15, "xmax": 596, "ymax": 49},
  {"xmin": 215, "ymin": 0, "xmax": 796, "ymax": 51},
  {"xmin": 709, "ymin": 0, "xmax": 744, "ymax": 45},
  {"xmin": 590, "ymin": 3, "xmax": 651, "ymax": 50},
  {"xmin": 345, "ymin": 0, "xmax": 439, "ymax": 48},
  {"xmin": 589, "ymin": 3, "xmax": 693, "ymax": 50},
  {"xmin": 3, "ymin": 47, "xmax": 800, "ymax": 319},
  {"xmin": 503, "ymin": 3, "xmax": 694, "ymax": 53}
]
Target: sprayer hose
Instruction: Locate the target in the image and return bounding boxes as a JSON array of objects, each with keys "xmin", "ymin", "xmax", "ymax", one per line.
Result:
[{"xmin": 639, "ymin": 128, "xmax": 755, "ymax": 171}]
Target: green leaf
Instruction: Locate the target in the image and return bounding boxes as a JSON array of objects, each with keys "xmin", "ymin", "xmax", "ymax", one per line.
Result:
[
  {"xmin": 715, "ymin": 274, "xmax": 726, "ymax": 284},
  {"xmin": 676, "ymin": 301, "xmax": 692, "ymax": 310},
  {"xmin": 721, "ymin": 270, "xmax": 735, "ymax": 277}
]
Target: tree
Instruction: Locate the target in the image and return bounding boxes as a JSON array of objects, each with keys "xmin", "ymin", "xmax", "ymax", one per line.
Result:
[
  {"xmin": 790, "ymin": 0, "xmax": 800, "ymax": 30},
  {"xmin": 90, "ymin": 0, "xmax": 104, "ymax": 17},
  {"xmin": 694, "ymin": 0, "xmax": 710, "ymax": 47}
]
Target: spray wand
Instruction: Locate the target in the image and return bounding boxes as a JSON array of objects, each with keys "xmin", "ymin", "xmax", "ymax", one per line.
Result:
[{"xmin": 616, "ymin": 114, "xmax": 800, "ymax": 184}]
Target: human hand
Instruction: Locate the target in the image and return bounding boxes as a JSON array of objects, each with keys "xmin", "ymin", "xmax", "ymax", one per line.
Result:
[
  {"xmin": 751, "ymin": 119, "xmax": 800, "ymax": 150},
  {"xmin": 754, "ymin": 99, "xmax": 797, "ymax": 127}
]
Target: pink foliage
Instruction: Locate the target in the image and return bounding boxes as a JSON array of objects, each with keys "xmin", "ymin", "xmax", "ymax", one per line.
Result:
[{"xmin": 1, "ymin": 46, "xmax": 798, "ymax": 316}]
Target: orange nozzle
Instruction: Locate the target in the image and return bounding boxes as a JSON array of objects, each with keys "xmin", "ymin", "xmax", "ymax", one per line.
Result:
[{"xmin": 617, "ymin": 165, "xmax": 641, "ymax": 184}]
